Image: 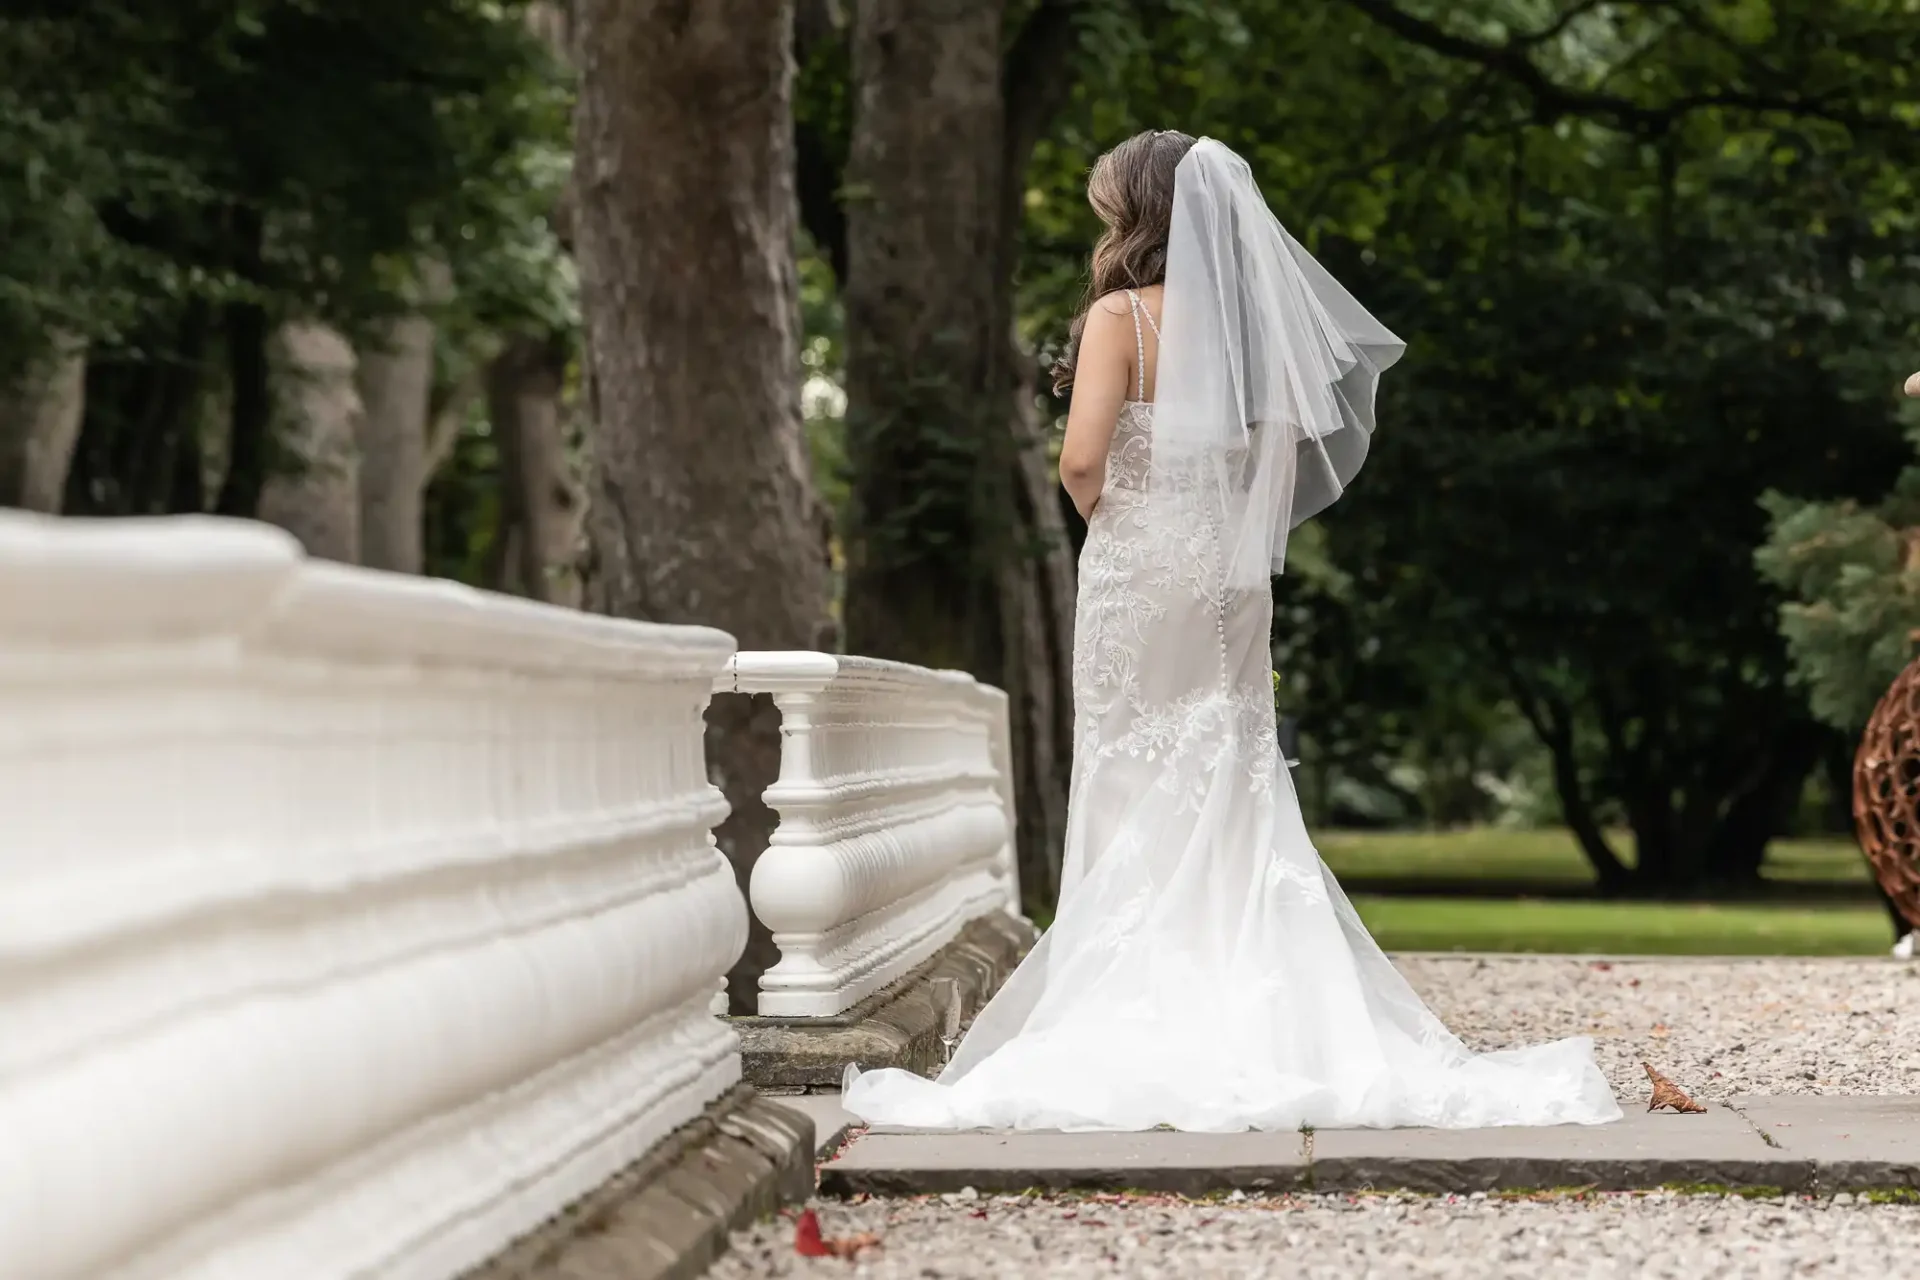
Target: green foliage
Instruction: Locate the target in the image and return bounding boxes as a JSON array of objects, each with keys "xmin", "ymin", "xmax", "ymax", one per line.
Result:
[
  {"xmin": 423, "ymin": 400, "xmax": 502, "ymax": 582},
  {"xmin": 797, "ymin": 244, "xmax": 850, "ymax": 525},
  {"xmin": 1, "ymin": 0, "xmax": 569, "ymax": 515},
  {"xmin": 1023, "ymin": 0, "xmax": 1920, "ymax": 885},
  {"xmin": 1758, "ymin": 423, "xmax": 1920, "ymax": 729},
  {"xmin": 5, "ymin": 0, "xmax": 560, "ymax": 342},
  {"xmin": 0, "ymin": 7, "xmax": 211, "ymax": 373},
  {"xmin": 14, "ymin": 0, "xmax": 1918, "ymax": 903}
]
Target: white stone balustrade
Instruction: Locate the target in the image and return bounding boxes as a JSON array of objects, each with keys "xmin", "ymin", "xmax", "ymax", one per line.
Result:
[
  {"xmin": 724, "ymin": 651, "xmax": 1021, "ymax": 1017},
  {"xmin": 0, "ymin": 513, "xmax": 744, "ymax": 1280}
]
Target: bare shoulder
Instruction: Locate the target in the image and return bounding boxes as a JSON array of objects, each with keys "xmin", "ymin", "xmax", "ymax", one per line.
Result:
[{"xmin": 1081, "ymin": 291, "xmax": 1137, "ymax": 352}]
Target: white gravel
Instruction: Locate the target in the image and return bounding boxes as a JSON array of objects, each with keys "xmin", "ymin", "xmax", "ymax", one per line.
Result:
[
  {"xmin": 713, "ymin": 1191, "xmax": 1920, "ymax": 1279},
  {"xmin": 713, "ymin": 959, "xmax": 1920, "ymax": 1277},
  {"xmin": 1395, "ymin": 956, "xmax": 1920, "ymax": 1101}
]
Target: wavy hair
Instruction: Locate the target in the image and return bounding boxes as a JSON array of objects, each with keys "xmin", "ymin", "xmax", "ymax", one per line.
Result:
[{"xmin": 1051, "ymin": 129, "xmax": 1197, "ymax": 394}]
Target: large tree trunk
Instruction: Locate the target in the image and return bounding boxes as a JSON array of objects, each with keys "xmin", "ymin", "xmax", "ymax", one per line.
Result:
[
  {"xmin": 487, "ymin": 333, "xmax": 581, "ymax": 606},
  {"xmin": 354, "ymin": 319, "xmax": 431, "ymax": 571},
  {"xmin": 573, "ymin": 0, "xmax": 833, "ymax": 1011},
  {"xmin": 841, "ymin": 0, "xmax": 1010, "ymax": 671},
  {"xmin": 0, "ymin": 336, "xmax": 88, "ymax": 512},
  {"xmin": 355, "ymin": 261, "xmax": 449, "ymax": 573},
  {"xmin": 258, "ymin": 322, "xmax": 363, "ymax": 564},
  {"xmin": 838, "ymin": 0, "xmax": 1079, "ymax": 911}
]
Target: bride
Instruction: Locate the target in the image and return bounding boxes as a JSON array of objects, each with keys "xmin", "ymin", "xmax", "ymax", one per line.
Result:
[{"xmin": 843, "ymin": 132, "xmax": 1622, "ymax": 1132}]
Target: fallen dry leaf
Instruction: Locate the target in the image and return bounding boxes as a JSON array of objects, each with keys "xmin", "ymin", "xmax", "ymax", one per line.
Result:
[
  {"xmin": 1644, "ymin": 1062, "xmax": 1707, "ymax": 1114},
  {"xmin": 793, "ymin": 1209, "xmax": 882, "ymax": 1260}
]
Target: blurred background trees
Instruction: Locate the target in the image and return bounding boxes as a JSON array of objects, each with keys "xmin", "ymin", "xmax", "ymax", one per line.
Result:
[
  {"xmin": 1008, "ymin": 0, "xmax": 1920, "ymax": 896},
  {"xmin": 6, "ymin": 0, "xmax": 1919, "ymax": 922},
  {"xmin": 0, "ymin": 0, "xmax": 573, "ymax": 582}
]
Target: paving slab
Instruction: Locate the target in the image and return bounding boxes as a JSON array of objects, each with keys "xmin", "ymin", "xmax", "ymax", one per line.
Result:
[
  {"xmin": 771, "ymin": 1092, "xmax": 862, "ymax": 1156},
  {"xmin": 813, "ymin": 1096, "xmax": 1920, "ymax": 1198},
  {"xmin": 819, "ymin": 1129, "xmax": 1309, "ymax": 1197},
  {"xmin": 1307, "ymin": 1103, "xmax": 1810, "ymax": 1193},
  {"xmin": 1732, "ymin": 1095, "xmax": 1920, "ymax": 1191}
]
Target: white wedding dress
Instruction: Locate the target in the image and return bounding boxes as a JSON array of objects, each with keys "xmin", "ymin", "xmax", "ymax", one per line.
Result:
[{"xmin": 843, "ymin": 142, "xmax": 1622, "ymax": 1133}]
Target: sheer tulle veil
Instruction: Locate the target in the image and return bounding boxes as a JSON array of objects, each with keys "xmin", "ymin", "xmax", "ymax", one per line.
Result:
[{"xmin": 1152, "ymin": 137, "xmax": 1406, "ymax": 587}]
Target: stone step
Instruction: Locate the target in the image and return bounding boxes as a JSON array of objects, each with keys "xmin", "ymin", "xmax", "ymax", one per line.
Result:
[{"xmin": 816, "ymin": 1097, "xmax": 1920, "ymax": 1198}]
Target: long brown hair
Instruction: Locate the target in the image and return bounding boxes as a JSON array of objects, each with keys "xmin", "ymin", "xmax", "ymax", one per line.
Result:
[{"xmin": 1052, "ymin": 129, "xmax": 1197, "ymax": 394}]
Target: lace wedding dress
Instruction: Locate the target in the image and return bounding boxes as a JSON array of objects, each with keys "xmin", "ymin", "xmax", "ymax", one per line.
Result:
[{"xmin": 842, "ymin": 143, "xmax": 1622, "ymax": 1133}]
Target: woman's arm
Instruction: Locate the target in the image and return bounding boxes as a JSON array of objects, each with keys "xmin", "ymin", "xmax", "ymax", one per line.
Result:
[{"xmin": 1059, "ymin": 295, "xmax": 1136, "ymax": 520}]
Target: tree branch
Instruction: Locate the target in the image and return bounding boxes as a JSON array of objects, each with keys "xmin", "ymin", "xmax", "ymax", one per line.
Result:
[
  {"xmin": 1338, "ymin": 0, "xmax": 1898, "ymax": 137},
  {"xmin": 1516, "ymin": 0, "xmax": 1611, "ymax": 47},
  {"xmin": 1303, "ymin": 67, "xmax": 1500, "ymax": 223}
]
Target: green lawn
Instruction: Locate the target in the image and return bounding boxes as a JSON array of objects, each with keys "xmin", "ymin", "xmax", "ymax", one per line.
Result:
[
  {"xmin": 1346, "ymin": 894, "xmax": 1890, "ymax": 956},
  {"xmin": 1316, "ymin": 827, "xmax": 1871, "ymax": 889},
  {"xmin": 1316, "ymin": 828, "xmax": 1891, "ymax": 956}
]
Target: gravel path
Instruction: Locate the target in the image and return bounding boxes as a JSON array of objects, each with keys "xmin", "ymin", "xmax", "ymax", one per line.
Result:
[
  {"xmin": 1397, "ymin": 956, "xmax": 1920, "ymax": 1100},
  {"xmin": 712, "ymin": 959, "xmax": 1920, "ymax": 1277},
  {"xmin": 713, "ymin": 1191, "xmax": 1920, "ymax": 1279}
]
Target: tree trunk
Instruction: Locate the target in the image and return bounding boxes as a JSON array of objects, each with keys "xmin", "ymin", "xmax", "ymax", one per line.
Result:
[
  {"xmin": 482, "ymin": 516, "xmax": 521, "ymax": 594},
  {"xmin": 1501, "ymin": 659, "xmax": 1634, "ymax": 891},
  {"xmin": 1700, "ymin": 718, "xmax": 1823, "ymax": 886},
  {"xmin": 0, "ymin": 336, "xmax": 88, "ymax": 512},
  {"xmin": 1545, "ymin": 728, "xmax": 1633, "ymax": 893},
  {"xmin": 258, "ymin": 322, "xmax": 363, "ymax": 564},
  {"xmin": 837, "ymin": 0, "xmax": 1084, "ymax": 912},
  {"xmin": 841, "ymin": 0, "xmax": 1010, "ymax": 671},
  {"xmin": 999, "ymin": 355, "xmax": 1077, "ymax": 910},
  {"xmin": 488, "ymin": 333, "xmax": 581, "ymax": 606},
  {"xmin": 355, "ymin": 261, "xmax": 449, "ymax": 573},
  {"xmin": 572, "ymin": 0, "xmax": 833, "ymax": 1011}
]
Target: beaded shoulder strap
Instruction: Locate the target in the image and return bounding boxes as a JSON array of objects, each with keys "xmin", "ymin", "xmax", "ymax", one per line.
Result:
[{"xmin": 1124, "ymin": 289, "xmax": 1147, "ymax": 400}]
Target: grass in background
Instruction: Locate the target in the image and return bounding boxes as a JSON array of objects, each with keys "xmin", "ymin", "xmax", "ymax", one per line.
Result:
[
  {"xmin": 1347, "ymin": 895, "xmax": 1889, "ymax": 956},
  {"xmin": 1317, "ymin": 827, "xmax": 1889, "ymax": 956},
  {"xmin": 1317, "ymin": 828, "xmax": 1870, "ymax": 894}
]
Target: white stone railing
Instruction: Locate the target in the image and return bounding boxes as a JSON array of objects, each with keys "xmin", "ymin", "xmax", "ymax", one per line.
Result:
[
  {"xmin": 0, "ymin": 513, "xmax": 744, "ymax": 1280},
  {"xmin": 724, "ymin": 651, "xmax": 1020, "ymax": 1017}
]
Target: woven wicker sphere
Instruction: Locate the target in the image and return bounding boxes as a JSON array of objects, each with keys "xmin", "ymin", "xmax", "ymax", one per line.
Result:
[{"xmin": 1855, "ymin": 653, "xmax": 1920, "ymax": 924}]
